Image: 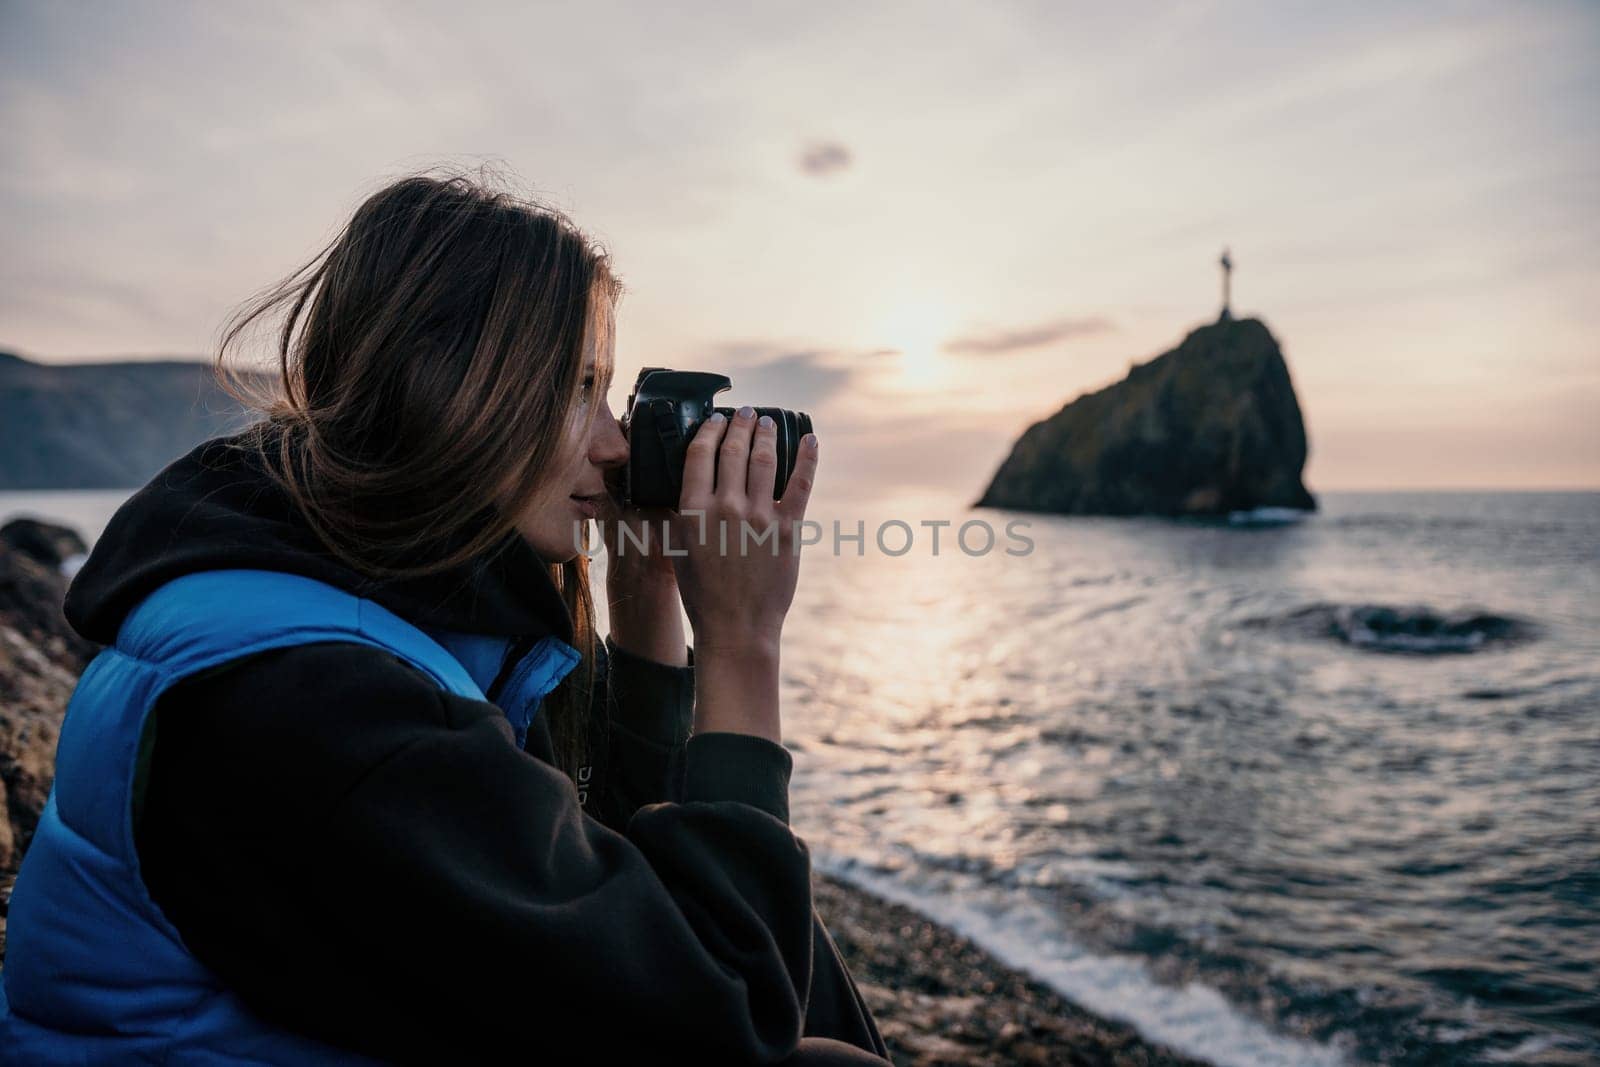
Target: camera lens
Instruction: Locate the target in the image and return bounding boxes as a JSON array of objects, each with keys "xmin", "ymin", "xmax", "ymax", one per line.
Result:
[{"xmin": 709, "ymin": 406, "xmax": 812, "ymax": 499}]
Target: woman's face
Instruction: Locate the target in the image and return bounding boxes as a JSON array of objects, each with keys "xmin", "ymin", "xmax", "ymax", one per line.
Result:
[{"xmin": 506, "ymin": 328, "xmax": 628, "ymax": 563}]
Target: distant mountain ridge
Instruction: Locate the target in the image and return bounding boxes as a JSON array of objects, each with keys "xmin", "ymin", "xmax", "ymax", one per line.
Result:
[
  {"xmin": 0, "ymin": 350, "xmax": 262, "ymax": 489},
  {"xmin": 975, "ymin": 317, "xmax": 1316, "ymax": 516}
]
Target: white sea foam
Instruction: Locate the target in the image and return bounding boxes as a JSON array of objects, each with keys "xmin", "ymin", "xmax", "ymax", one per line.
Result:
[
  {"xmin": 817, "ymin": 850, "xmax": 1348, "ymax": 1067},
  {"xmin": 1479, "ymin": 1033, "xmax": 1588, "ymax": 1062},
  {"xmin": 1227, "ymin": 507, "xmax": 1310, "ymax": 526}
]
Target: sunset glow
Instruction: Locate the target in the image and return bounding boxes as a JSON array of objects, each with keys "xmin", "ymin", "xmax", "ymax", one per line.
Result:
[{"xmin": 2, "ymin": 1, "xmax": 1595, "ymax": 493}]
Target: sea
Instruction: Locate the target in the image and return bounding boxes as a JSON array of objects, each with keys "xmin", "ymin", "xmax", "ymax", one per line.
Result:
[{"xmin": 4, "ymin": 485, "xmax": 1597, "ymax": 1066}]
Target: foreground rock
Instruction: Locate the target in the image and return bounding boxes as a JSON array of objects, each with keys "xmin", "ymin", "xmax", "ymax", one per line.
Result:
[
  {"xmin": 813, "ymin": 875, "xmax": 1205, "ymax": 1066},
  {"xmin": 976, "ymin": 317, "xmax": 1315, "ymax": 516},
  {"xmin": 0, "ymin": 521, "xmax": 99, "ymax": 890},
  {"xmin": 1, "ymin": 517, "xmax": 88, "ymax": 570}
]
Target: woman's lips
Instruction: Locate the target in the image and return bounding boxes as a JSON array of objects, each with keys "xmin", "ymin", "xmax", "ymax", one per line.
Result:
[{"xmin": 570, "ymin": 494, "xmax": 603, "ymax": 519}]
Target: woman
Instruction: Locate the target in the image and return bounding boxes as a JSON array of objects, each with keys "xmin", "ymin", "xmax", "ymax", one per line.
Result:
[{"xmin": 0, "ymin": 170, "xmax": 890, "ymax": 1065}]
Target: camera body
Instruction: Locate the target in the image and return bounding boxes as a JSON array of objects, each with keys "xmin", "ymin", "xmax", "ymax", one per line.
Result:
[{"xmin": 621, "ymin": 366, "xmax": 813, "ymax": 508}]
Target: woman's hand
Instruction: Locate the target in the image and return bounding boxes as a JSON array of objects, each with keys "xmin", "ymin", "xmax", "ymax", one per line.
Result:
[
  {"xmin": 597, "ymin": 473, "xmax": 689, "ymax": 668},
  {"xmin": 667, "ymin": 406, "xmax": 818, "ymax": 742}
]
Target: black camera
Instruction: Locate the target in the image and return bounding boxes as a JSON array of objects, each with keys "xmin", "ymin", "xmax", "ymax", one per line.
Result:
[{"xmin": 620, "ymin": 367, "xmax": 814, "ymax": 509}]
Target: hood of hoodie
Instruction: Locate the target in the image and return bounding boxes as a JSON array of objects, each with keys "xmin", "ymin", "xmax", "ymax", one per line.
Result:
[{"xmin": 64, "ymin": 428, "xmax": 575, "ymax": 648}]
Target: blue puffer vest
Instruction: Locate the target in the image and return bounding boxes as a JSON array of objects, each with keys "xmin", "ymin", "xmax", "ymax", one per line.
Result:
[{"xmin": 0, "ymin": 567, "xmax": 580, "ymax": 1065}]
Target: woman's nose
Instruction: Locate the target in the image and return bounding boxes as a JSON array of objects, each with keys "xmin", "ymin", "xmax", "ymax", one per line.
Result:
[{"xmin": 592, "ymin": 408, "xmax": 629, "ymax": 469}]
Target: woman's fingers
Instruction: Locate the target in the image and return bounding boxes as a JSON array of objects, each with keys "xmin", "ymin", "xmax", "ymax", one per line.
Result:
[
  {"xmin": 680, "ymin": 412, "xmax": 727, "ymax": 506},
  {"xmin": 746, "ymin": 414, "xmax": 779, "ymax": 503},
  {"xmin": 716, "ymin": 406, "xmax": 757, "ymax": 501},
  {"xmin": 776, "ymin": 433, "xmax": 818, "ymax": 524}
]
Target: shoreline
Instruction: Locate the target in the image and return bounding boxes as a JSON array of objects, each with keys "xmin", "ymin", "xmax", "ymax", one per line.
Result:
[{"xmin": 813, "ymin": 871, "xmax": 1208, "ymax": 1066}]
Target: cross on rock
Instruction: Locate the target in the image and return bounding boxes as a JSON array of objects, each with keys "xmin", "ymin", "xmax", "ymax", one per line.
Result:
[{"xmin": 1219, "ymin": 247, "xmax": 1233, "ymax": 321}]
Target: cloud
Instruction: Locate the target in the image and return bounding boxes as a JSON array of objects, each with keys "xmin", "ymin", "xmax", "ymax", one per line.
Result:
[
  {"xmin": 797, "ymin": 140, "xmax": 853, "ymax": 177},
  {"xmin": 943, "ymin": 316, "xmax": 1115, "ymax": 356},
  {"xmin": 709, "ymin": 342, "xmax": 890, "ymax": 412},
  {"xmin": 0, "ymin": 267, "xmax": 182, "ymax": 336}
]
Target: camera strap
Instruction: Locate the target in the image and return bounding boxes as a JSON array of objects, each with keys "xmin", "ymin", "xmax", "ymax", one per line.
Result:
[{"xmin": 649, "ymin": 397, "xmax": 687, "ymax": 498}]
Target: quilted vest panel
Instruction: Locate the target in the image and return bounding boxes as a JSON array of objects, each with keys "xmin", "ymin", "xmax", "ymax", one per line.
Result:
[{"xmin": 0, "ymin": 568, "xmax": 578, "ymax": 1065}]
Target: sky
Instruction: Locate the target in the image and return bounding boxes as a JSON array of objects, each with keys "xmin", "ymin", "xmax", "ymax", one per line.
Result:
[{"xmin": 2, "ymin": 0, "xmax": 1597, "ymax": 494}]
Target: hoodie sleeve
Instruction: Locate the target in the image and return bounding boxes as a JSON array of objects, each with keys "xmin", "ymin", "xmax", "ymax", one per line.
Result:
[
  {"xmin": 588, "ymin": 634, "xmax": 696, "ymax": 834},
  {"xmin": 134, "ymin": 640, "xmax": 814, "ymax": 1064}
]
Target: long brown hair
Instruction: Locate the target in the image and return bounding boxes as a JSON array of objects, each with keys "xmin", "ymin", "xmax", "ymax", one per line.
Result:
[{"xmin": 213, "ymin": 164, "xmax": 621, "ymax": 777}]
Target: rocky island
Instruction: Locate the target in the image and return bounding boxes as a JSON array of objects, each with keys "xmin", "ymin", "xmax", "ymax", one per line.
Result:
[{"xmin": 975, "ymin": 317, "xmax": 1315, "ymax": 517}]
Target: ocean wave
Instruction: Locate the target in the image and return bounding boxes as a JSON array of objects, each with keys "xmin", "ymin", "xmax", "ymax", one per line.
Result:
[
  {"xmin": 816, "ymin": 850, "xmax": 1348, "ymax": 1067},
  {"xmin": 1245, "ymin": 603, "xmax": 1537, "ymax": 655}
]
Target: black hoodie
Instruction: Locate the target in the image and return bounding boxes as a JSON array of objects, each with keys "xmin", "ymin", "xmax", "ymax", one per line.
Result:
[{"xmin": 61, "ymin": 431, "xmax": 888, "ymax": 1065}]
